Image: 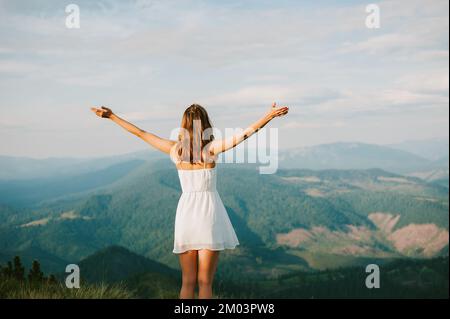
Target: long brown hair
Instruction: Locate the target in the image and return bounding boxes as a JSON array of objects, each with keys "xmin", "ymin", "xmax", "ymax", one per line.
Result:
[{"xmin": 173, "ymin": 104, "xmax": 215, "ymax": 164}]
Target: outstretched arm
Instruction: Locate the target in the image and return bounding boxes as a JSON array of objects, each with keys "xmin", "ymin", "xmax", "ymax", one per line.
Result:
[
  {"xmin": 90, "ymin": 106, "xmax": 176, "ymax": 154},
  {"xmin": 209, "ymin": 102, "xmax": 289, "ymax": 155}
]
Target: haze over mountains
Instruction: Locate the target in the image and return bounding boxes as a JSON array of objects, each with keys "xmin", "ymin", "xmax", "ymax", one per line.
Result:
[
  {"xmin": 388, "ymin": 138, "xmax": 449, "ymax": 161},
  {"xmin": 1, "ymin": 140, "xmax": 447, "ymax": 208},
  {"xmin": 0, "ymin": 150, "xmax": 165, "ymax": 181},
  {"xmin": 2, "ymin": 138, "xmax": 447, "ymax": 179},
  {"xmin": 280, "ymin": 139, "xmax": 448, "ymax": 176}
]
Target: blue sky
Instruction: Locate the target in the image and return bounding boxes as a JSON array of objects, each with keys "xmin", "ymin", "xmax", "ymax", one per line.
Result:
[{"xmin": 0, "ymin": 0, "xmax": 448, "ymax": 158}]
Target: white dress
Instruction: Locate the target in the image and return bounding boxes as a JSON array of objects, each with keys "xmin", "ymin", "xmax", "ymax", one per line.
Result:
[{"xmin": 173, "ymin": 166, "xmax": 240, "ymax": 254}]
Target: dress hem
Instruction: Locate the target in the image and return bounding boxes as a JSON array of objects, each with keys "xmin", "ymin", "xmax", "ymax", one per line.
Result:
[{"xmin": 173, "ymin": 243, "xmax": 239, "ymax": 254}]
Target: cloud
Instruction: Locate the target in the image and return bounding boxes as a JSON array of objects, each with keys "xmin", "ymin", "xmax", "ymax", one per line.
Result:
[
  {"xmin": 202, "ymin": 85, "xmax": 292, "ymax": 107},
  {"xmin": 339, "ymin": 0, "xmax": 448, "ymax": 60},
  {"xmin": 395, "ymin": 70, "xmax": 449, "ymax": 95},
  {"xmin": 340, "ymin": 33, "xmax": 426, "ymax": 55},
  {"xmin": 0, "ymin": 0, "xmax": 448, "ymax": 156},
  {"xmin": 0, "ymin": 60, "xmax": 43, "ymax": 74},
  {"xmin": 410, "ymin": 50, "xmax": 449, "ymax": 62},
  {"xmin": 202, "ymin": 86, "xmax": 343, "ymax": 109},
  {"xmin": 314, "ymin": 87, "xmax": 449, "ymax": 119},
  {"xmin": 117, "ymin": 107, "xmax": 182, "ymax": 122},
  {"xmin": 282, "ymin": 121, "xmax": 346, "ymax": 129},
  {"xmin": 202, "ymin": 82, "xmax": 448, "ymax": 121}
]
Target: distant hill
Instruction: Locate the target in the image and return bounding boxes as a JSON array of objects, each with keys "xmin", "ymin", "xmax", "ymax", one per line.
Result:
[
  {"xmin": 78, "ymin": 245, "xmax": 180, "ymax": 298},
  {"xmin": 388, "ymin": 137, "xmax": 449, "ymax": 161},
  {"xmin": 433, "ymin": 155, "xmax": 450, "ymax": 167},
  {"xmin": 0, "ymin": 149, "xmax": 163, "ymax": 180},
  {"xmin": 0, "ymin": 159, "xmax": 146, "ymax": 207},
  {"xmin": 0, "ymin": 203, "xmax": 29, "ymax": 227},
  {"xmin": 79, "ymin": 245, "xmax": 178, "ymax": 283},
  {"xmin": 279, "ymin": 142, "xmax": 432, "ymax": 174},
  {"xmin": 407, "ymin": 155, "xmax": 449, "ymax": 184},
  {"xmin": 430, "ymin": 177, "xmax": 449, "ymax": 189}
]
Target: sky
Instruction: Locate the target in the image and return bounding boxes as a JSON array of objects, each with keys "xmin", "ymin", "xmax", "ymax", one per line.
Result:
[{"xmin": 0, "ymin": 0, "xmax": 448, "ymax": 159}]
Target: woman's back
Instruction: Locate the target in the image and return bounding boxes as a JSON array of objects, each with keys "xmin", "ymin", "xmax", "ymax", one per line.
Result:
[
  {"xmin": 177, "ymin": 167, "xmax": 217, "ymax": 193},
  {"xmin": 175, "ymin": 161, "xmax": 216, "ymax": 170}
]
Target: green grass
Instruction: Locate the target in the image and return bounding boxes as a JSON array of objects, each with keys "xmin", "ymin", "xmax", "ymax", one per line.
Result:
[{"xmin": 0, "ymin": 277, "xmax": 133, "ymax": 299}]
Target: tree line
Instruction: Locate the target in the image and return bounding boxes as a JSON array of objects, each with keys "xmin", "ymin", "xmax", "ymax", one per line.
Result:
[{"xmin": 0, "ymin": 256, "xmax": 57, "ymax": 285}]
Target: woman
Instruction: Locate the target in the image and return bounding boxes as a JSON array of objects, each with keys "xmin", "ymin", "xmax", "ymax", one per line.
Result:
[{"xmin": 90, "ymin": 102, "xmax": 289, "ymax": 299}]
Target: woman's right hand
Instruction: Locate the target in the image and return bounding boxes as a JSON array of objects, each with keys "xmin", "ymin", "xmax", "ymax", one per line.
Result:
[
  {"xmin": 266, "ymin": 102, "xmax": 289, "ymax": 120},
  {"xmin": 90, "ymin": 106, "xmax": 114, "ymax": 119}
]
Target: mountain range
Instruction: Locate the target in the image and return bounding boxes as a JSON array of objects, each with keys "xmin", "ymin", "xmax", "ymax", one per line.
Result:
[
  {"xmin": 279, "ymin": 142, "xmax": 448, "ymax": 177},
  {"xmin": 388, "ymin": 137, "xmax": 449, "ymax": 161},
  {"xmin": 0, "ymin": 140, "xmax": 448, "ymax": 298},
  {"xmin": 2, "ymin": 139, "xmax": 447, "ymax": 182}
]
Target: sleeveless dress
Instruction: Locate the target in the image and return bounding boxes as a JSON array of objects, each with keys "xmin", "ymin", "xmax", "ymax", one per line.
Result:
[{"xmin": 172, "ymin": 164, "xmax": 240, "ymax": 254}]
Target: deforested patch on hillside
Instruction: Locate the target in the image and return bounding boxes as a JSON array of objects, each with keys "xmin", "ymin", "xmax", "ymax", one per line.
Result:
[
  {"xmin": 20, "ymin": 217, "xmax": 51, "ymax": 227},
  {"xmin": 388, "ymin": 224, "xmax": 449, "ymax": 257},
  {"xmin": 277, "ymin": 212, "xmax": 449, "ymax": 259},
  {"xmin": 304, "ymin": 188, "xmax": 326, "ymax": 197}
]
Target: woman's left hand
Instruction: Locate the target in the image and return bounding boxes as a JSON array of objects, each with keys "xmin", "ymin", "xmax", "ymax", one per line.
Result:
[{"xmin": 266, "ymin": 102, "xmax": 289, "ymax": 120}]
